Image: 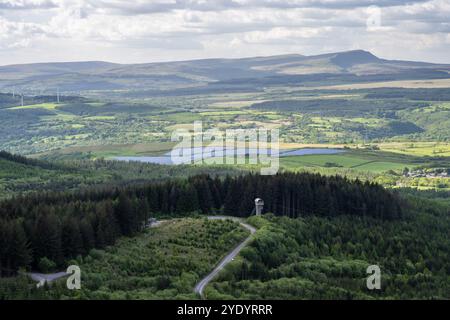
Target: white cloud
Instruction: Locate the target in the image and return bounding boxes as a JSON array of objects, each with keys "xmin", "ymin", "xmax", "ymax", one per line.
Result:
[
  {"xmin": 0, "ymin": 0, "xmax": 56, "ymax": 10},
  {"xmin": 0, "ymin": 0, "xmax": 448, "ymax": 64}
]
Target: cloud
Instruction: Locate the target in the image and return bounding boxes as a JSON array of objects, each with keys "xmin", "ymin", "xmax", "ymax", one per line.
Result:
[
  {"xmin": 82, "ymin": 0, "xmax": 432, "ymax": 15},
  {"xmin": 0, "ymin": 0, "xmax": 57, "ymax": 10},
  {"xmin": 0, "ymin": 16, "xmax": 46, "ymax": 49},
  {"xmin": 0, "ymin": 0, "xmax": 448, "ymax": 64}
]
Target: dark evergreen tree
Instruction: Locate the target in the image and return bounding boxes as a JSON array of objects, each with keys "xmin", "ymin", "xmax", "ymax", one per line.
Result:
[
  {"xmin": 61, "ymin": 217, "xmax": 83, "ymax": 259},
  {"xmin": 115, "ymin": 194, "xmax": 135, "ymax": 236},
  {"xmin": 32, "ymin": 211, "xmax": 62, "ymax": 267},
  {"xmin": 0, "ymin": 171, "xmax": 404, "ymax": 275}
]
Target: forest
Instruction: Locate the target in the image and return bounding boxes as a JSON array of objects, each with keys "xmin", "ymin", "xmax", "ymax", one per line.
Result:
[
  {"xmin": 0, "ymin": 171, "xmax": 403, "ymax": 277},
  {"xmin": 206, "ymin": 209, "xmax": 450, "ymax": 299},
  {"xmin": 250, "ymin": 98, "xmax": 428, "ymax": 118},
  {"xmin": 0, "ymin": 150, "xmax": 242, "ymax": 199},
  {"xmin": 0, "ymin": 218, "xmax": 249, "ymax": 299}
]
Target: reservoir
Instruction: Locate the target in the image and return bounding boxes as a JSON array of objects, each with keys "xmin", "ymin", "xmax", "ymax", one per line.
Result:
[{"xmin": 113, "ymin": 148, "xmax": 344, "ymax": 165}]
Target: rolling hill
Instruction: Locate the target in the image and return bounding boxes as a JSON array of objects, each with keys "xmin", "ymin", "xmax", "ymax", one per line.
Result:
[{"xmin": 1, "ymin": 50, "xmax": 449, "ymax": 95}]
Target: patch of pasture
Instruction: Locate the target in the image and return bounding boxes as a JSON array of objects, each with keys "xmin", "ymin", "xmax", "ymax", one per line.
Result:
[
  {"xmin": 9, "ymin": 103, "xmax": 60, "ymax": 110},
  {"xmin": 281, "ymin": 153, "xmax": 409, "ymax": 173}
]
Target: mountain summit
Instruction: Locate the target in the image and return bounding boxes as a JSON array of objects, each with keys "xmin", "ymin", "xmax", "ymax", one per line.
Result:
[{"xmin": 328, "ymin": 50, "xmax": 381, "ymax": 68}]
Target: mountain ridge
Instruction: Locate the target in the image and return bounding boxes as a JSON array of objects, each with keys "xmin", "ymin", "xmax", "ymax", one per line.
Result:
[{"xmin": 1, "ymin": 50, "xmax": 449, "ymax": 94}]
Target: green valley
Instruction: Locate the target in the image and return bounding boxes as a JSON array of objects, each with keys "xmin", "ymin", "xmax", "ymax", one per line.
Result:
[{"xmin": 0, "ymin": 50, "xmax": 449, "ymax": 302}]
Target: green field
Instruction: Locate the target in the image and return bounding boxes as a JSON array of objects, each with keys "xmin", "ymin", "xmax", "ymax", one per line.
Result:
[
  {"xmin": 0, "ymin": 87, "xmax": 448, "ymax": 157},
  {"xmin": 280, "ymin": 151, "xmax": 416, "ymax": 173},
  {"xmin": 0, "ymin": 86, "xmax": 449, "ymax": 198},
  {"xmin": 8, "ymin": 103, "xmax": 60, "ymax": 110},
  {"xmin": 379, "ymin": 142, "xmax": 450, "ymax": 157}
]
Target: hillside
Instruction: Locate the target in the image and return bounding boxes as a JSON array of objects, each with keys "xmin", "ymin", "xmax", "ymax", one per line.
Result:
[
  {"xmin": 0, "ymin": 171, "xmax": 404, "ymax": 279},
  {"xmin": 1, "ymin": 50, "xmax": 449, "ymax": 95},
  {"xmin": 0, "ymin": 151, "xmax": 241, "ymax": 199},
  {"xmin": 206, "ymin": 213, "xmax": 450, "ymax": 299},
  {"xmin": 0, "ymin": 151, "xmax": 109, "ymax": 198}
]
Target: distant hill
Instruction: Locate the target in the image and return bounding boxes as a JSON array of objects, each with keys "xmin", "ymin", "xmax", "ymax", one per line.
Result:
[
  {"xmin": 0, "ymin": 50, "xmax": 449, "ymax": 95},
  {"xmin": 0, "ymin": 92, "xmax": 87, "ymax": 109}
]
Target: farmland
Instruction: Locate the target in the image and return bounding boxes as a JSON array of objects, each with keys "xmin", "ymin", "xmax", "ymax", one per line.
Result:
[
  {"xmin": 0, "ymin": 85, "xmax": 449, "ymax": 193},
  {"xmin": 280, "ymin": 153, "xmax": 408, "ymax": 173},
  {"xmin": 0, "ymin": 87, "xmax": 449, "ymax": 157}
]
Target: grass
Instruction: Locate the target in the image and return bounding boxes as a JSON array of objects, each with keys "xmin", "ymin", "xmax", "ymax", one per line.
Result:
[
  {"xmin": 166, "ymin": 123, "xmax": 195, "ymax": 131},
  {"xmin": 280, "ymin": 151, "xmax": 414, "ymax": 173},
  {"xmin": 208, "ymin": 100, "xmax": 267, "ymax": 109},
  {"xmin": 158, "ymin": 112, "xmax": 202, "ymax": 122},
  {"xmin": 378, "ymin": 142, "xmax": 450, "ymax": 157},
  {"xmin": 199, "ymin": 110, "xmax": 248, "ymax": 116},
  {"xmin": 70, "ymin": 124, "xmax": 85, "ymax": 129},
  {"xmin": 85, "ymin": 102, "xmax": 106, "ymax": 107},
  {"xmin": 84, "ymin": 116, "xmax": 116, "ymax": 120},
  {"xmin": 32, "ymin": 142, "xmax": 177, "ymax": 159},
  {"xmin": 298, "ymin": 78, "xmax": 450, "ymax": 90},
  {"xmin": 8, "ymin": 103, "xmax": 60, "ymax": 110}
]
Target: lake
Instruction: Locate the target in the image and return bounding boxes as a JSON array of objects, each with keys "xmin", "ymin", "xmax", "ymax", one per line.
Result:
[{"xmin": 113, "ymin": 148, "xmax": 344, "ymax": 165}]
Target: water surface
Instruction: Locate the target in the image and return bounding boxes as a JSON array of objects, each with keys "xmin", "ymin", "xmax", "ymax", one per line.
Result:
[{"xmin": 113, "ymin": 148, "xmax": 344, "ymax": 165}]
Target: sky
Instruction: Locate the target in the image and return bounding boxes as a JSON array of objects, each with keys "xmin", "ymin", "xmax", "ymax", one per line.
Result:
[{"xmin": 0, "ymin": 0, "xmax": 449, "ymax": 66}]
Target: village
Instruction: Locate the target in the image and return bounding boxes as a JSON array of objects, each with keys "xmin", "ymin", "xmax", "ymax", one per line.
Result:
[{"xmin": 403, "ymin": 168, "xmax": 450, "ymax": 178}]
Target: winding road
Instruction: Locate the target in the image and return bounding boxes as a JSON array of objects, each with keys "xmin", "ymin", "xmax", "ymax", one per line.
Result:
[
  {"xmin": 26, "ymin": 216, "xmax": 257, "ymax": 295},
  {"xmin": 194, "ymin": 216, "xmax": 256, "ymax": 298}
]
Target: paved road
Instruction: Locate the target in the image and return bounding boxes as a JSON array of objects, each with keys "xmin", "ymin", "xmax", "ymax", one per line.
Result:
[
  {"xmin": 26, "ymin": 216, "xmax": 255, "ymax": 294},
  {"xmin": 28, "ymin": 272, "xmax": 68, "ymax": 287},
  {"xmin": 194, "ymin": 216, "xmax": 256, "ymax": 298}
]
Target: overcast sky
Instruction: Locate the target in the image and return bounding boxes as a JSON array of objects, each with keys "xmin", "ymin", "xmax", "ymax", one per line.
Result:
[{"xmin": 0, "ymin": 0, "xmax": 449, "ymax": 65}]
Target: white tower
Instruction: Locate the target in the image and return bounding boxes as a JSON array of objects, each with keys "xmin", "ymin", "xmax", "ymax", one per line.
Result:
[{"xmin": 255, "ymin": 198, "xmax": 264, "ymax": 215}]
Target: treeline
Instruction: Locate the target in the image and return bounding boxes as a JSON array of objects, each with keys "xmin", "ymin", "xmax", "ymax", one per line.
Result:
[
  {"xmin": 215, "ymin": 69, "xmax": 450, "ymax": 88},
  {"xmin": 57, "ymin": 102, "xmax": 165, "ymax": 116},
  {"xmin": 0, "ymin": 150, "xmax": 65, "ymax": 171},
  {"xmin": 0, "ymin": 195, "xmax": 149, "ymax": 276},
  {"xmin": 0, "ymin": 150, "xmax": 242, "ymax": 200},
  {"xmin": 331, "ymin": 120, "xmax": 423, "ymax": 139},
  {"xmin": 250, "ymin": 99, "xmax": 428, "ymax": 117},
  {"xmin": 364, "ymin": 88, "xmax": 450, "ymax": 101},
  {"xmin": 0, "ymin": 172, "xmax": 403, "ymax": 276}
]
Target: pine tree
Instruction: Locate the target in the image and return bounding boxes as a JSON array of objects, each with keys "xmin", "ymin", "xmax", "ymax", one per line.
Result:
[
  {"xmin": 115, "ymin": 194, "xmax": 135, "ymax": 236},
  {"xmin": 176, "ymin": 183, "xmax": 199, "ymax": 214},
  {"xmin": 61, "ymin": 217, "xmax": 83, "ymax": 259},
  {"xmin": 0, "ymin": 220, "xmax": 10, "ymax": 276},
  {"xmin": 80, "ymin": 218, "xmax": 95, "ymax": 254},
  {"xmin": 10, "ymin": 221, "xmax": 31, "ymax": 272},
  {"xmin": 32, "ymin": 212, "xmax": 62, "ymax": 267},
  {"xmin": 223, "ymin": 180, "xmax": 241, "ymax": 216}
]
